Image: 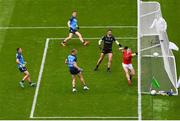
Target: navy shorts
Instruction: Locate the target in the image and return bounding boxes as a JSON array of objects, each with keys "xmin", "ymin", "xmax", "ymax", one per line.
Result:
[
  {"xmin": 19, "ymin": 67, "xmax": 27, "ymax": 73},
  {"xmin": 69, "ymin": 28, "xmax": 77, "ymax": 34},
  {"xmin": 69, "ymin": 67, "xmax": 80, "ymax": 75}
]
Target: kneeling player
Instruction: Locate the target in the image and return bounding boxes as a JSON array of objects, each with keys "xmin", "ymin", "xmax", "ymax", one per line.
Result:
[
  {"xmin": 65, "ymin": 49, "xmax": 89, "ymax": 92},
  {"xmin": 61, "ymin": 11, "xmax": 89, "ymax": 46},
  {"xmin": 16, "ymin": 48, "xmax": 36, "ymax": 88},
  {"xmin": 120, "ymin": 46, "xmax": 137, "ymax": 85},
  {"xmin": 94, "ymin": 29, "xmax": 122, "ymax": 72}
]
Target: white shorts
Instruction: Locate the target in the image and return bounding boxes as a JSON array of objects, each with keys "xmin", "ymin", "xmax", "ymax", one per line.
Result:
[{"xmin": 122, "ymin": 63, "xmax": 134, "ymax": 70}]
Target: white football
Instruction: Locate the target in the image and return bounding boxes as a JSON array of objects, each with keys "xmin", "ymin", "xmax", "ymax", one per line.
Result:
[
  {"xmin": 153, "ymin": 52, "xmax": 159, "ymax": 57},
  {"xmin": 150, "ymin": 90, "xmax": 157, "ymax": 95}
]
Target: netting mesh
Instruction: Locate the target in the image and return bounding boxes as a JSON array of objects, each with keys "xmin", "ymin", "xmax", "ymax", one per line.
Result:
[
  {"xmin": 140, "ymin": 2, "xmax": 178, "ymax": 95},
  {"xmin": 140, "ymin": 2, "xmax": 160, "ymax": 35},
  {"xmin": 141, "ymin": 36, "xmax": 176, "ymax": 93}
]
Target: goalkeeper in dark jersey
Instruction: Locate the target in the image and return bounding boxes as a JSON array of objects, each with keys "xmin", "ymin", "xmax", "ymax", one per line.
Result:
[{"xmin": 94, "ymin": 29, "xmax": 122, "ymax": 72}]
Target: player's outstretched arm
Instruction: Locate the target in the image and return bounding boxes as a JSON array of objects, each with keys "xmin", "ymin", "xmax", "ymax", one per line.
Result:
[
  {"xmin": 118, "ymin": 47, "xmax": 124, "ymax": 51},
  {"xmin": 115, "ymin": 40, "xmax": 122, "ymax": 47},
  {"xmin": 65, "ymin": 59, "xmax": 68, "ymax": 64},
  {"xmin": 132, "ymin": 52, "xmax": 138, "ymax": 57}
]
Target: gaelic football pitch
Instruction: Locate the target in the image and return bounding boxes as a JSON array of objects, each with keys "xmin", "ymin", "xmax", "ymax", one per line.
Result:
[{"xmin": 0, "ymin": 0, "xmax": 179, "ymax": 120}]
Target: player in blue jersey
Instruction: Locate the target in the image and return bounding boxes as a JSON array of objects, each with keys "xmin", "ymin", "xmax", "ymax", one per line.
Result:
[
  {"xmin": 65, "ymin": 49, "xmax": 89, "ymax": 92},
  {"xmin": 16, "ymin": 48, "xmax": 36, "ymax": 88},
  {"xmin": 61, "ymin": 11, "xmax": 89, "ymax": 46}
]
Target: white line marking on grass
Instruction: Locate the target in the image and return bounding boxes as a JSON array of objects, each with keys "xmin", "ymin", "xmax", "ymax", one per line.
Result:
[
  {"xmin": 30, "ymin": 38, "xmax": 50, "ymax": 118},
  {"xmin": 0, "ymin": 25, "xmax": 137, "ymax": 30},
  {"xmin": 137, "ymin": 0, "xmax": 142, "ymax": 120},
  {"xmin": 48, "ymin": 37, "xmax": 137, "ymax": 40},
  {"xmin": 32, "ymin": 116, "xmax": 138, "ymax": 119}
]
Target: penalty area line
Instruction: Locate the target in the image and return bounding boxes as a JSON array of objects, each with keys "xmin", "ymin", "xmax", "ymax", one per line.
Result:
[
  {"xmin": 48, "ymin": 37, "xmax": 137, "ymax": 40},
  {"xmin": 0, "ymin": 25, "xmax": 137, "ymax": 30},
  {"xmin": 30, "ymin": 38, "xmax": 49, "ymax": 118}
]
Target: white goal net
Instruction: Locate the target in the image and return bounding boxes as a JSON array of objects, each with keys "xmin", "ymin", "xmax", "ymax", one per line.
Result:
[{"xmin": 139, "ymin": 1, "xmax": 178, "ymax": 95}]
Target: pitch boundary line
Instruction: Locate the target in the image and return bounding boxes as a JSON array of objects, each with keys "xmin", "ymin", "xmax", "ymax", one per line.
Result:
[
  {"xmin": 0, "ymin": 25, "xmax": 137, "ymax": 30},
  {"xmin": 32, "ymin": 116, "xmax": 138, "ymax": 119},
  {"xmin": 30, "ymin": 37, "xmax": 138, "ymax": 119}
]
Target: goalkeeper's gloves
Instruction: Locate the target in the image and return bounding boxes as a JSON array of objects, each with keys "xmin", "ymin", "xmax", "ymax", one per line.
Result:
[{"xmin": 118, "ymin": 44, "xmax": 122, "ymax": 47}]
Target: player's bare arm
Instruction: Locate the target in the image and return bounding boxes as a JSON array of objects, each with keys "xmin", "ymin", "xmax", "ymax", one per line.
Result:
[
  {"xmin": 132, "ymin": 52, "xmax": 138, "ymax": 57},
  {"xmin": 65, "ymin": 59, "xmax": 68, "ymax": 64},
  {"xmin": 16, "ymin": 59, "xmax": 20, "ymax": 64},
  {"xmin": 67, "ymin": 21, "xmax": 70, "ymax": 28},
  {"xmin": 73, "ymin": 62, "xmax": 81, "ymax": 71},
  {"xmin": 98, "ymin": 39, "xmax": 103, "ymax": 49}
]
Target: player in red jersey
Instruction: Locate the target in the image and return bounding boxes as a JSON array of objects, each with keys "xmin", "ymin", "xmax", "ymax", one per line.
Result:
[{"xmin": 119, "ymin": 46, "xmax": 137, "ymax": 85}]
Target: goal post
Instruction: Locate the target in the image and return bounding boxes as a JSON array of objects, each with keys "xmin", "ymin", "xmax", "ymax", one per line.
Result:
[{"xmin": 139, "ymin": 1, "xmax": 178, "ymax": 95}]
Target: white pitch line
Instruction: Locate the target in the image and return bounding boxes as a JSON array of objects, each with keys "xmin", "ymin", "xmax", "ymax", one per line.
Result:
[
  {"xmin": 0, "ymin": 25, "xmax": 137, "ymax": 30},
  {"xmin": 30, "ymin": 38, "xmax": 49, "ymax": 118},
  {"xmin": 48, "ymin": 37, "xmax": 137, "ymax": 40},
  {"xmin": 137, "ymin": 0, "xmax": 142, "ymax": 121},
  {"xmin": 32, "ymin": 116, "xmax": 138, "ymax": 119}
]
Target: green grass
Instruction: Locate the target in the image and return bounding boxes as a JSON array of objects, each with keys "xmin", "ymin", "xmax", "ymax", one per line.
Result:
[
  {"xmin": 0, "ymin": 0, "xmax": 137, "ymax": 120},
  {"xmin": 0, "ymin": 0, "xmax": 179, "ymax": 120}
]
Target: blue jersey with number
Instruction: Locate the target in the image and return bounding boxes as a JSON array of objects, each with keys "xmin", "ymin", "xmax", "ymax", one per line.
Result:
[
  {"xmin": 67, "ymin": 55, "xmax": 77, "ymax": 68},
  {"xmin": 16, "ymin": 53, "xmax": 25, "ymax": 68},
  {"xmin": 69, "ymin": 17, "xmax": 78, "ymax": 30}
]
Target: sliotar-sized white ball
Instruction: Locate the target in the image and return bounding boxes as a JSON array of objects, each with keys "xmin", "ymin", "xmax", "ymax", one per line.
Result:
[
  {"xmin": 150, "ymin": 90, "xmax": 157, "ymax": 95},
  {"xmin": 153, "ymin": 52, "xmax": 159, "ymax": 57}
]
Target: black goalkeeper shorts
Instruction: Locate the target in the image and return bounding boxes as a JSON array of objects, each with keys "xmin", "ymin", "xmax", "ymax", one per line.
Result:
[{"xmin": 102, "ymin": 49, "xmax": 112, "ymax": 54}]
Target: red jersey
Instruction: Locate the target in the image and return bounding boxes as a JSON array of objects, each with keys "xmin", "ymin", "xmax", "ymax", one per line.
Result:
[{"xmin": 123, "ymin": 49, "xmax": 132, "ymax": 64}]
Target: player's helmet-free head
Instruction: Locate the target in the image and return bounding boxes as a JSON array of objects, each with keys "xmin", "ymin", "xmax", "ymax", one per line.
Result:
[
  {"xmin": 72, "ymin": 11, "xmax": 77, "ymax": 17},
  {"xmin": 124, "ymin": 46, "xmax": 128, "ymax": 50},
  {"xmin": 17, "ymin": 48, "xmax": 22, "ymax": 53},
  {"xmin": 71, "ymin": 49, "xmax": 77, "ymax": 55},
  {"xmin": 124, "ymin": 46, "xmax": 131, "ymax": 53},
  {"xmin": 107, "ymin": 29, "xmax": 112, "ymax": 36}
]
